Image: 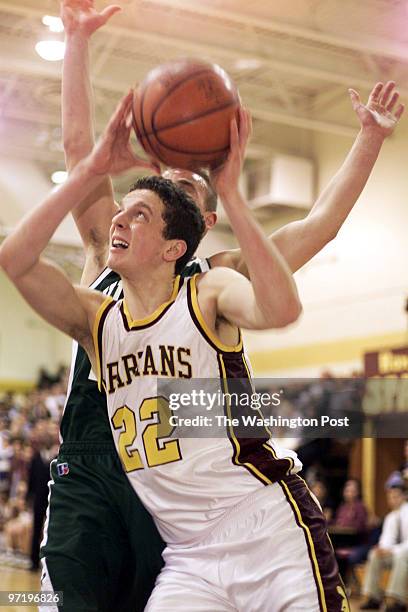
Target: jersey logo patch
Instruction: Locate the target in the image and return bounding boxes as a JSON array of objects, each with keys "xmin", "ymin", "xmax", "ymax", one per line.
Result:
[{"xmin": 57, "ymin": 462, "xmax": 69, "ymax": 476}]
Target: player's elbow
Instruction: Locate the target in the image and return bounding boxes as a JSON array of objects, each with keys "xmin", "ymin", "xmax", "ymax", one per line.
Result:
[
  {"xmin": 0, "ymin": 249, "xmax": 12, "ymax": 278},
  {"xmin": 255, "ymin": 297, "xmax": 302, "ymax": 329},
  {"xmin": 273, "ymin": 299, "xmax": 302, "ymax": 328},
  {"xmin": 0, "ymin": 246, "xmax": 31, "ymax": 282}
]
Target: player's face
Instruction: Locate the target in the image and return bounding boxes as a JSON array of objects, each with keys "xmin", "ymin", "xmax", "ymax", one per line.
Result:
[
  {"xmin": 342, "ymin": 479, "xmax": 359, "ymax": 502},
  {"xmin": 162, "ymin": 169, "xmax": 207, "ymax": 212},
  {"xmin": 162, "ymin": 169, "xmax": 216, "ymax": 232},
  {"xmin": 108, "ymin": 189, "xmax": 168, "ymax": 277},
  {"xmin": 386, "ymin": 487, "xmax": 405, "ymax": 510}
]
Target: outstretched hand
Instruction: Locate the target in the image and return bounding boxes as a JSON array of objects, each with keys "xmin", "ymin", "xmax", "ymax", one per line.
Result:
[
  {"xmin": 349, "ymin": 81, "xmax": 404, "ymax": 138},
  {"xmin": 87, "ymin": 91, "xmax": 160, "ymax": 177},
  {"xmin": 210, "ymin": 106, "xmax": 252, "ymax": 198},
  {"xmin": 61, "ymin": 0, "xmax": 121, "ymax": 37}
]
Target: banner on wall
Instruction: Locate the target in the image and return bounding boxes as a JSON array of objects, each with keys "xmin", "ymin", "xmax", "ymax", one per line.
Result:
[{"xmin": 363, "ymin": 346, "xmax": 408, "ymax": 414}]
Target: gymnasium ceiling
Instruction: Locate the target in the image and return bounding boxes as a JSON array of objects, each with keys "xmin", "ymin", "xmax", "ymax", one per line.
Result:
[{"xmin": 1, "ymin": 0, "xmax": 408, "ymax": 266}]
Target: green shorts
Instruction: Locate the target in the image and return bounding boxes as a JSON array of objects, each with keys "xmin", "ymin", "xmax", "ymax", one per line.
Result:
[{"xmin": 40, "ymin": 442, "xmax": 164, "ymax": 612}]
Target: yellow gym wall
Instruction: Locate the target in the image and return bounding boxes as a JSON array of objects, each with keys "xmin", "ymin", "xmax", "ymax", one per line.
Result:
[{"xmin": 0, "ymin": 273, "xmax": 71, "ymax": 387}]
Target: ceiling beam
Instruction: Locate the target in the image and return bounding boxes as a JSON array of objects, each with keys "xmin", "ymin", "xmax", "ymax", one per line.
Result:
[
  {"xmin": 0, "ymin": 57, "xmax": 359, "ymax": 137},
  {"xmin": 1, "ymin": 1, "xmax": 407, "ymax": 99},
  {"xmin": 143, "ymin": 0, "xmax": 408, "ymax": 64}
]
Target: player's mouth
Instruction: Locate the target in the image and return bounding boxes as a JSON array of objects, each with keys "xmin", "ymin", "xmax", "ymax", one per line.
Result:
[{"xmin": 111, "ymin": 238, "xmax": 129, "ymax": 250}]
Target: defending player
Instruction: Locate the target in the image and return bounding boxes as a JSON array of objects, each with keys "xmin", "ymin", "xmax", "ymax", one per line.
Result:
[
  {"xmin": 34, "ymin": 1, "xmax": 405, "ymax": 609},
  {"xmin": 1, "ymin": 92, "xmax": 348, "ymax": 611}
]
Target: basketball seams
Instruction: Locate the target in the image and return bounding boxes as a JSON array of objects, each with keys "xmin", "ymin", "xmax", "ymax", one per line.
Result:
[
  {"xmin": 132, "ymin": 60, "xmax": 239, "ymax": 168},
  {"xmin": 151, "ymin": 68, "xmax": 230, "ymax": 133},
  {"xmin": 139, "ymin": 83, "xmax": 164, "ymax": 161},
  {"xmin": 152, "ymin": 102, "xmax": 236, "ymax": 147}
]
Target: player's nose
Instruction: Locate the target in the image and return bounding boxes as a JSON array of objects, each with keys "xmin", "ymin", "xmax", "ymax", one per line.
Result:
[{"xmin": 112, "ymin": 210, "xmax": 128, "ymax": 229}]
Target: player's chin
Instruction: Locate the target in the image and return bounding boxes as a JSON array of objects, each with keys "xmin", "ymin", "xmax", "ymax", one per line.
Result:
[{"xmin": 107, "ymin": 250, "xmax": 126, "ymax": 274}]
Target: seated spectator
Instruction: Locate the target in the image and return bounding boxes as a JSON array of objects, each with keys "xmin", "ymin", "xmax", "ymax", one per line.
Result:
[
  {"xmin": 334, "ymin": 478, "xmax": 368, "ymax": 532},
  {"xmin": 400, "ymin": 442, "xmax": 408, "ymax": 484},
  {"xmin": 360, "ymin": 481, "xmax": 408, "ymax": 612},
  {"xmin": 4, "ymin": 491, "xmax": 32, "ymax": 559},
  {"xmin": 332, "ymin": 478, "xmax": 368, "ymax": 585},
  {"xmin": 310, "ymin": 478, "xmax": 335, "ymax": 523},
  {"xmin": 0, "ymin": 432, "xmax": 12, "ymax": 496}
]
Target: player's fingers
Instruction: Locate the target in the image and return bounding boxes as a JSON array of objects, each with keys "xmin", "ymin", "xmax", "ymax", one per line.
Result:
[
  {"xmin": 246, "ymin": 109, "xmax": 253, "ymax": 139},
  {"xmin": 367, "ymin": 82, "xmax": 383, "ymax": 104},
  {"xmin": 348, "ymin": 88, "xmax": 361, "ymax": 111},
  {"xmin": 230, "ymin": 118, "xmax": 239, "ymax": 151},
  {"xmin": 101, "ymin": 5, "xmax": 122, "ymax": 22},
  {"xmin": 394, "ymin": 103, "xmax": 405, "ymax": 120},
  {"xmin": 108, "ymin": 91, "xmax": 133, "ymax": 131},
  {"xmin": 380, "ymin": 81, "xmax": 396, "ymax": 107},
  {"xmin": 238, "ymin": 108, "xmax": 250, "ymax": 157},
  {"xmin": 62, "ymin": 6, "xmax": 75, "ymax": 20},
  {"xmin": 386, "ymin": 91, "xmax": 399, "ymax": 112},
  {"xmin": 125, "ymin": 109, "xmax": 133, "ymax": 130},
  {"xmin": 131, "ymin": 154, "xmax": 159, "ymax": 172},
  {"xmin": 237, "ymin": 108, "xmax": 247, "ymax": 140}
]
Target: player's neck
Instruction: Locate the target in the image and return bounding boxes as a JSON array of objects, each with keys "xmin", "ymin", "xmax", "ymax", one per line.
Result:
[{"xmin": 121, "ymin": 267, "xmax": 179, "ymax": 322}]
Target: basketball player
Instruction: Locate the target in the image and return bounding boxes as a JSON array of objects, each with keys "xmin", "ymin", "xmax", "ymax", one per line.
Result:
[
  {"xmin": 1, "ymin": 92, "xmax": 348, "ymax": 611},
  {"xmin": 31, "ymin": 1, "xmax": 404, "ymax": 610}
]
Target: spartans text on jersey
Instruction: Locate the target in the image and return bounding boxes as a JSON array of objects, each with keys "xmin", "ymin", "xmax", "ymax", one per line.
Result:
[{"xmin": 106, "ymin": 345, "xmax": 192, "ymax": 393}]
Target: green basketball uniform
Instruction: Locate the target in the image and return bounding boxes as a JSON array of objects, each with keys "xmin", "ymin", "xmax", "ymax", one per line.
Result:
[{"xmin": 40, "ymin": 259, "xmax": 210, "ymax": 612}]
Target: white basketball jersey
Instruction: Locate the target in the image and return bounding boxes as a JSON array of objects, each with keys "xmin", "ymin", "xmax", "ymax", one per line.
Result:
[{"xmin": 94, "ymin": 274, "xmax": 301, "ymax": 545}]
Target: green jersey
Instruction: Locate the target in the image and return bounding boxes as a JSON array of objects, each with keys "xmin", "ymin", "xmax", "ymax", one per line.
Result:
[{"xmin": 60, "ymin": 258, "xmax": 210, "ymax": 442}]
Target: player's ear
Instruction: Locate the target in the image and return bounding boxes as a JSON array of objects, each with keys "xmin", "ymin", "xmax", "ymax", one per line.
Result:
[
  {"xmin": 163, "ymin": 240, "xmax": 187, "ymax": 265},
  {"xmin": 204, "ymin": 211, "xmax": 217, "ymax": 231}
]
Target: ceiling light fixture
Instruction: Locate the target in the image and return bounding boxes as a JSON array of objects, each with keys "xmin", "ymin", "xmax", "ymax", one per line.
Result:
[
  {"xmin": 35, "ymin": 40, "xmax": 66, "ymax": 61},
  {"xmin": 51, "ymin": 171, "xmax": 68, "ymax": 185},
  {"xmin": 42, "ymin": 15, "xmax": 64, "ymax": 33}
]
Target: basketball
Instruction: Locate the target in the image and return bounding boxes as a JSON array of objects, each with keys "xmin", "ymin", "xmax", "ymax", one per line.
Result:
[{"xmin": 132, "ymin": 59, "xmax": 241, "ymax": 170}]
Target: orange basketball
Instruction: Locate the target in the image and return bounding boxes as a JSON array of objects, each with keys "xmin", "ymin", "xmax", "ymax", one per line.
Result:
[{"xmin": 132, "ymin": 59, "xmax": 240, "ymax": 170}]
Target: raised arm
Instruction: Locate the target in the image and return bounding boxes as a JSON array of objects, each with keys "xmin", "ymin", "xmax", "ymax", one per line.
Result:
[
  {"xmin": 210, "ymin": 81, "xmax": 404, "ymax": 276},
  {"xmin": 61, "ymin": 0, "xmax": 158, "ymax": 284},
  {"xmin": 0, "ymin": 93, "xmax": 143, "ymax": 352},
  {"xmin": 61, "ymin": 0, "xmax": 120, "ymax": 283},
  {"xmin": 203, "ymin": 114, "xmax": 301, "ymax": 330}
]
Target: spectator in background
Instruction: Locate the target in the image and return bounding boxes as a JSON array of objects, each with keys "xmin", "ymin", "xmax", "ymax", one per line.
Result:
[
  {"xmin": 9, "ymin": 437, "xmax": 30, "ymax": 499},
  {"xmin": 334, "ymin": 478, "xmax": 368, "ymax": 532},
  {"xmin": 332, "ymin": 478, "xmax": 368, "ymax": 584},
  {"xmin": 0, "ymin": 415, "xmax": 8, "ymax": 449},
  {"xmin": 360, "ymin": 482, "xmax": 408, "ymax": 612},
  {"xmin": 0, "ymin": 432, "xmax": 12, "ymax": 496},
  {"xmin": 310, "ymin": 479, "xmax": 335, "ymax": 523},
  {"xmin": 400, "ymin": 441, "xmax": 408, "ymax": 483},
  {"xmin": 27, "ymin": 425, "xmax": 57, "ymax": 571},
  {"xmin": 0, "ymin": 377, "xmax": 66, "ymax": 569},
  {"xmin": 4, "ymin": 486, "xmax": 32, "ymax": 564}
]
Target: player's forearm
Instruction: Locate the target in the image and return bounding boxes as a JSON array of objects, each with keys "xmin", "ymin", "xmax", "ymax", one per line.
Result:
[
  {"xmin": 0, "ymin": 161, "xmax": 103, "ymax": 279},
  {"xmin": 221, "ymin": 190, "xmax": 302, "ymax": 326},
  {"xmin": 63, "ymin": 32, "xmax": 95, "ymax": 170},
  {"xmin": 270, "ymin": 127, "xmax": 385, "ymax": 273},
  {"xmin": 307, "ymin": 128, "xmax": 384, "ymax": 238}
]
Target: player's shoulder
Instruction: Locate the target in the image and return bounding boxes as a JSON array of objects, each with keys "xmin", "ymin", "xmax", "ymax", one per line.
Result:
[
  {"xmin": 195, "ymin": 266, "xmax": 246, "ymax": 296},
  {"xmin": 75, "ymin": 284, "xmax": 111, "ymax": 319}
]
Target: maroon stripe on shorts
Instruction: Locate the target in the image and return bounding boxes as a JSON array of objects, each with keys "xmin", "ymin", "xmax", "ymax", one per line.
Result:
[{"xmin": 279, "ymin": 474, "xmax": 350, "ymax": 612}]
